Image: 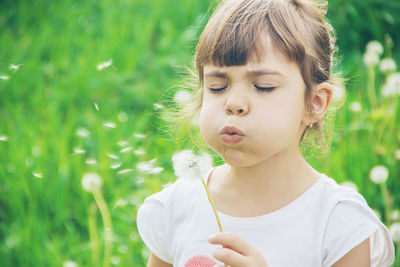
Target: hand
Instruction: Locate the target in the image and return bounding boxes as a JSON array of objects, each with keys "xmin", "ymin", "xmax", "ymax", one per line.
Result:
[{"xmin": 208, "ymin": 232, "xmax": 268, "ymax": 267}]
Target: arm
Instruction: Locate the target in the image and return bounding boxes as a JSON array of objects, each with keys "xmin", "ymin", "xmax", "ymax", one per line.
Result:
[
  {"xmin": 147, "ymin": 253, "xmax": 173, "ymax": 267},
  {"xmin": 332, "ymin": 238, "xmax": 370, "ymax": 267}
]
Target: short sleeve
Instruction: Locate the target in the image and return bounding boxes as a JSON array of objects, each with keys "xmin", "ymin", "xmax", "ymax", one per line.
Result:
[
  {"xmin": 322, "ymin": 201, "xmax": 394, "ymax": 267},
  {"xmin": 136, "ymin": 191, "xmax": 173, "ymax": 264}
]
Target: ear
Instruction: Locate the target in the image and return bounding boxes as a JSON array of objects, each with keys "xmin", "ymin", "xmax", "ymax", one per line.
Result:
[{"xmin": 306, "ymin": 82, "xmax": 333, "ymax": 124}]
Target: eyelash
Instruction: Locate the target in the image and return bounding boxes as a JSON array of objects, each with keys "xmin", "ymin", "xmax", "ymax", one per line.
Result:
[{"xmin": 208, "ymin": 85, "xmax": 276, "ymax": 93}]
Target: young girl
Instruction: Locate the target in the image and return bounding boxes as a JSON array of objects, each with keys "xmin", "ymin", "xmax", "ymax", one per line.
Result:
[{"xmin": 137, "ymin": 0, "xmax": 395, "ymax": 266}]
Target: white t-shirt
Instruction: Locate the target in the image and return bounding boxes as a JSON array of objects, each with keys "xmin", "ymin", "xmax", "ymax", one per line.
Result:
[{"xmin": 137, "ymin": 169, "xmax": 395, "ymax": 266}]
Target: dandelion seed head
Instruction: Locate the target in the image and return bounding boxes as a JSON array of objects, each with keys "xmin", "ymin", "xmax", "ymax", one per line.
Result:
[
  {"xmin": 172, "ymin": 150, "xmax": 213, "ymax": 180},
  {"xmin": 369, "ymin": 165, "xmax": 389, "ymax": 184},
  {"xmin": 389, "ymin": 223, "xmax": 400, "ymax": 242},
  {"xmin": 349, "ymin": 101, "xmax": 362, "ymax": 113},
  {"xmin": 174, "ymin": 90, "xmax": 192, "ymax": 104},
  {"xmin": 379, "ymin": 58, "xmax": 396, "ymax": 73},
  {"xmin": 0, "ymin": 135, "xmax": 9, "ymax": 141},
  {"xmin": 366, "ymin": 40, "xmax": 383, "ymax": 56},
  {"xmin": 391, "ymin": 209, "xmax": 400, "ymax": 221},
  {"xmin": 103, "ymin": 122, "xmax": 116, "ymax": 128},
  {"xmin": 363, "ymin": 52, "xmax": 379, "ymax": 67},
  {"xmin": 82, "ymin": 173, "xmax": 102, "ymax": 191}
]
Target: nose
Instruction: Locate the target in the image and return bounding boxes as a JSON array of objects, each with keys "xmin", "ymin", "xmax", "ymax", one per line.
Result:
[{"xmin": 224, "ymin": 91, "xmax": 249, "ymax": 116}]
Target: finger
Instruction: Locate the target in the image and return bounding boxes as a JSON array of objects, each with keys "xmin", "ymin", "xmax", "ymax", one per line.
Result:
[
  {"xmin": 208, "ymin": 232, "xmax": 254, "ymax": 256},
  {"xmin": 213, "ymin": 247, "xmax": 247, "ymax": 266}
]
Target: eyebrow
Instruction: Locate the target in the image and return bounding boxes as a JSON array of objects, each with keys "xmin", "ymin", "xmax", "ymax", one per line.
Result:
[{"xmin": 204, "ymin": 69, "xmax": 284, "ymax": 78}]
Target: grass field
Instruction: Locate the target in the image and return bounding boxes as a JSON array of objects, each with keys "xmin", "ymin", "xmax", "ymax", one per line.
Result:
[{"xmin": 0, "ymin": 0, "xmax": 399, "ymax": 266}]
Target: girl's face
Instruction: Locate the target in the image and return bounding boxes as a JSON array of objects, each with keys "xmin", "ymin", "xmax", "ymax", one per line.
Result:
[{"xmin": 199, "ymin": 34, "xmax": 308, "ymax": 167}]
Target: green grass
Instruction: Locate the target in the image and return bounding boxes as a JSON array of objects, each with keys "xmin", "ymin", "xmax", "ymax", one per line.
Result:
[{"xmin": 0, "ymin": 0, "xmax": 399, "ymax": 266}]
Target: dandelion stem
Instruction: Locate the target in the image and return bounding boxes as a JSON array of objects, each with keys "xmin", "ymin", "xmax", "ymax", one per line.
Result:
[
  {"xmin": 380, "ymin": 183, "xmax": 392, "ymax": 225},
  {"xmin": 89, "ymin": 203, "xmax": 100, "ymax": 267},
  {"xmin": 92, "ymin": 189, "xmax": 113, "ymax": 267},
  {"xmin": 201, "ymin": 178, "xmax": 223, "ymax": 232}
]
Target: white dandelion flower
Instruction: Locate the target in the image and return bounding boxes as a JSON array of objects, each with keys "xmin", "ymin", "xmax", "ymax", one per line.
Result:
[
  {"xmin": 110, "ymin": 162, "xmax": 122, "ymax": 169},
  {"xmin": 369, "ymin": 165, "xmax": 389, "ymax": 184},
  {"xmin": 9, "ymin": 64, "xmax": 23, "ymax": 72},
  {"xmin": 340, "ymin": 181, "xmax": 358, "ymax": 191},
  {"xmin": 107, "ymin": 153, "xmax": 119, "ymax": 160},
  {"xmin": 0, "ymin": 75, "xmax": 10, "ymax": 80},
  {"xmin": 117, "ymin": 112, "xmax": 128, "ymax": 122},
  {"xmin": 366, "ymin": 40, "xmax": 383, "ymax": 56},
  {"xmin": 73, "ymin": 147, "xmax": 86, "ymax": 154},
  {"xmin": 94, "ymin": 102, "xmax": 99, "ymax": 111},
  {"xmin": 33, "ymin": 172, "xmax": 43, "ymax": 179},
  {"xmin": 174, "ymin": 90, "xmax": 192, "ymax": 104},
  {"xmin": 379, "ymin": 58, "xmax": 396, "ymax": 73},
  {"xmin": 349, "ymin": 101, "xmax": 362, "ymax": 113},
  {"xmin": 153, "ymin": 103, "xmax": 164, "ymax": 110},
  {"xmin": 120, "ymin": 147, "xmax": 132, "ymax": 153},
  {"xmin": 0, "ymin": 135, "xmax": 8, "ymax": 141},
  {"xmin": 63, "ymin": 261, "xmax": 78, "ymax": 267},
  {"xmin": 389, "ymin": 223, "xmax": 400, "ymax": 242},
  {"xmin": 96, "ymin": 59, "xmax": 113, "ymax": 71},
  {"xmin": 85, "ymin": 158, "xmax": 97, "ymax": 165},
  {"xmin": 117, "ymin": 168, "xmax": 133, "ymax": 175},
  {"xmin": 82, "ymin": 173, "xmax": 102, "ymax": 191},
  {"xmin": 363, "ymin": 52, "xmax": 380, "ymax": 67},
  {"xmin": 102, "ymin": 122, "xmax": 116, "ymax": 128},
  {"xmin": 395, "ymin": 149, "xmax": 400, "ymax": 160},
  {"xmin": 172, "ymin": 149, "xmax": 213, "ymax": 180},
  {"xmin": 76, "ymin": 127, "xmax": 90, "ymax": 137}
]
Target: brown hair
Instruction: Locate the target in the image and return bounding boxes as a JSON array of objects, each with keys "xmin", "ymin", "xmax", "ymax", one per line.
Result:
[{"xmin": 168, "ymin": 0, "xmax": 344, "ymax": 151}]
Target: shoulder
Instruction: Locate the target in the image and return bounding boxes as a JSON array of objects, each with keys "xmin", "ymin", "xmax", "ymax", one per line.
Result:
[{"xmin": 318, "ymin": 174, "xmax": 395, "ymax": 267}]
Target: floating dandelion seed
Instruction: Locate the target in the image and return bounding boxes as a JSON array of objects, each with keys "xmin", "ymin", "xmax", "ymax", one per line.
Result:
[
  {"xmin": 96, "ymin": 59, "xmax": 113, "ymax": 71},
  {"xmin": 32, "ymin": 146, "xmax": 41, "ymax": 156},
  {"xmin": 76, "ymin": 127, "xmax": 90, "ymax": 137},
  {"xmin": 82, "ymin": 173, "xmax": 102, "ymax": 192},
  {"xmin": 118, "ymin": 244, "xmax": 128, "ymax": 254},
  {"xmin": 134, "ymin": 149, "xmax": 145, "ymax": 155},
  {"xmin": 153, "ymin": 103, "xmax": 164, "ymax": 110},
  {"xmin": 9, "ymin": 64, "xmax": 23, "ymax": 72},
  {"xmin": 111, "ymin": 256, "xmax": 120, "ymax": 265},
  {"xmin": 0, "ymin": 135, "xmax": 8, "ymax": 141},
  {"xmin": 117, "ymin": 168, "xmax": 133, "ymax": 175},
  {"xmin": 120, "ymin": 147, "xmax": 132, "ymax": 153},
  {"xmin": 73, "ymin": 147, "xmax": 86, "ymax": 154},
  {"xmin": 103, "ymin": 122, "xmax": 116, "ymax": 128},
  {"xmin": 114, "ymin": 199, "xmax": 128, "ymax": 209},
  {"xmin": 134, "ymin": 133, "xmax": 146, "ymax": 139},
  {"xmin": 94, "ymin": 102, "xmax": 99, "ymax": 111},
  {"xmin": 137, "ymin": 159, "xmax": 163, "ymax": 175},
  {"xmin": 174, "ymin": 90, "xmax": 192, "ymax": 104},
  {"xmin": 117, "ymin": 112, "xmax": 128, "ymax": 122},
  {"xmin": 395, "ymin": 149, "xmax": 400, "ymax": 160},
  {"xmin": 110, "ymin": 163, "xmax": 122, "ymax": 169},
  {"xmin": 369, "ymin": 165, "xmax": 389, "ymax": 184},
  {"xmin": 107, "ymin": 153, "xmax": 119, "ymax": 160},
  {"xmin": 63, "ymin": 261, "xmax": 78, "ymax": 267},
  {"xmin": 0, "ymin": 75, "xmax": 10, "ymax": 80},
  {"xmin": 135, "ymin": 177, "xmax": 145, "ymax": 185},
  {"xmin": 389, "ymin": 223, "xmax": 400, "ymax": 242},
  {"xmin": 117, "ymin": 140, "xmax": 128, "ymax": 147},
  {"xmin": 33, "ymin": 172, "xmax": 43, "ymax": 179},
  {"xmin": 86, "ymin": 158, "xmax": 97, "ymax": 165}
]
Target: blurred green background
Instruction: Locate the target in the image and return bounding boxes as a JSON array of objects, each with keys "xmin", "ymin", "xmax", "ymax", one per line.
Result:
[{"xmin": 0, "ymin": 0, "xmax": 399, "ymax": 266}]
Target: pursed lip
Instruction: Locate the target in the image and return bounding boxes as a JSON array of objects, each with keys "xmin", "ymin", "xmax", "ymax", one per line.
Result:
[{"xmin": 220, "ymin": 126, "xmax": 244, "ymax": 136}]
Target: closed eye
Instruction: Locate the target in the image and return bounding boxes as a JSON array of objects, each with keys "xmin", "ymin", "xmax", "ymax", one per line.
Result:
[
  {"xmin": 255, "ymin": 85, "xmax": 276, "ymax": 92},
  {"xmin": 208, "ymin": 86, "xmax": 227, "ymax": 93}
]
